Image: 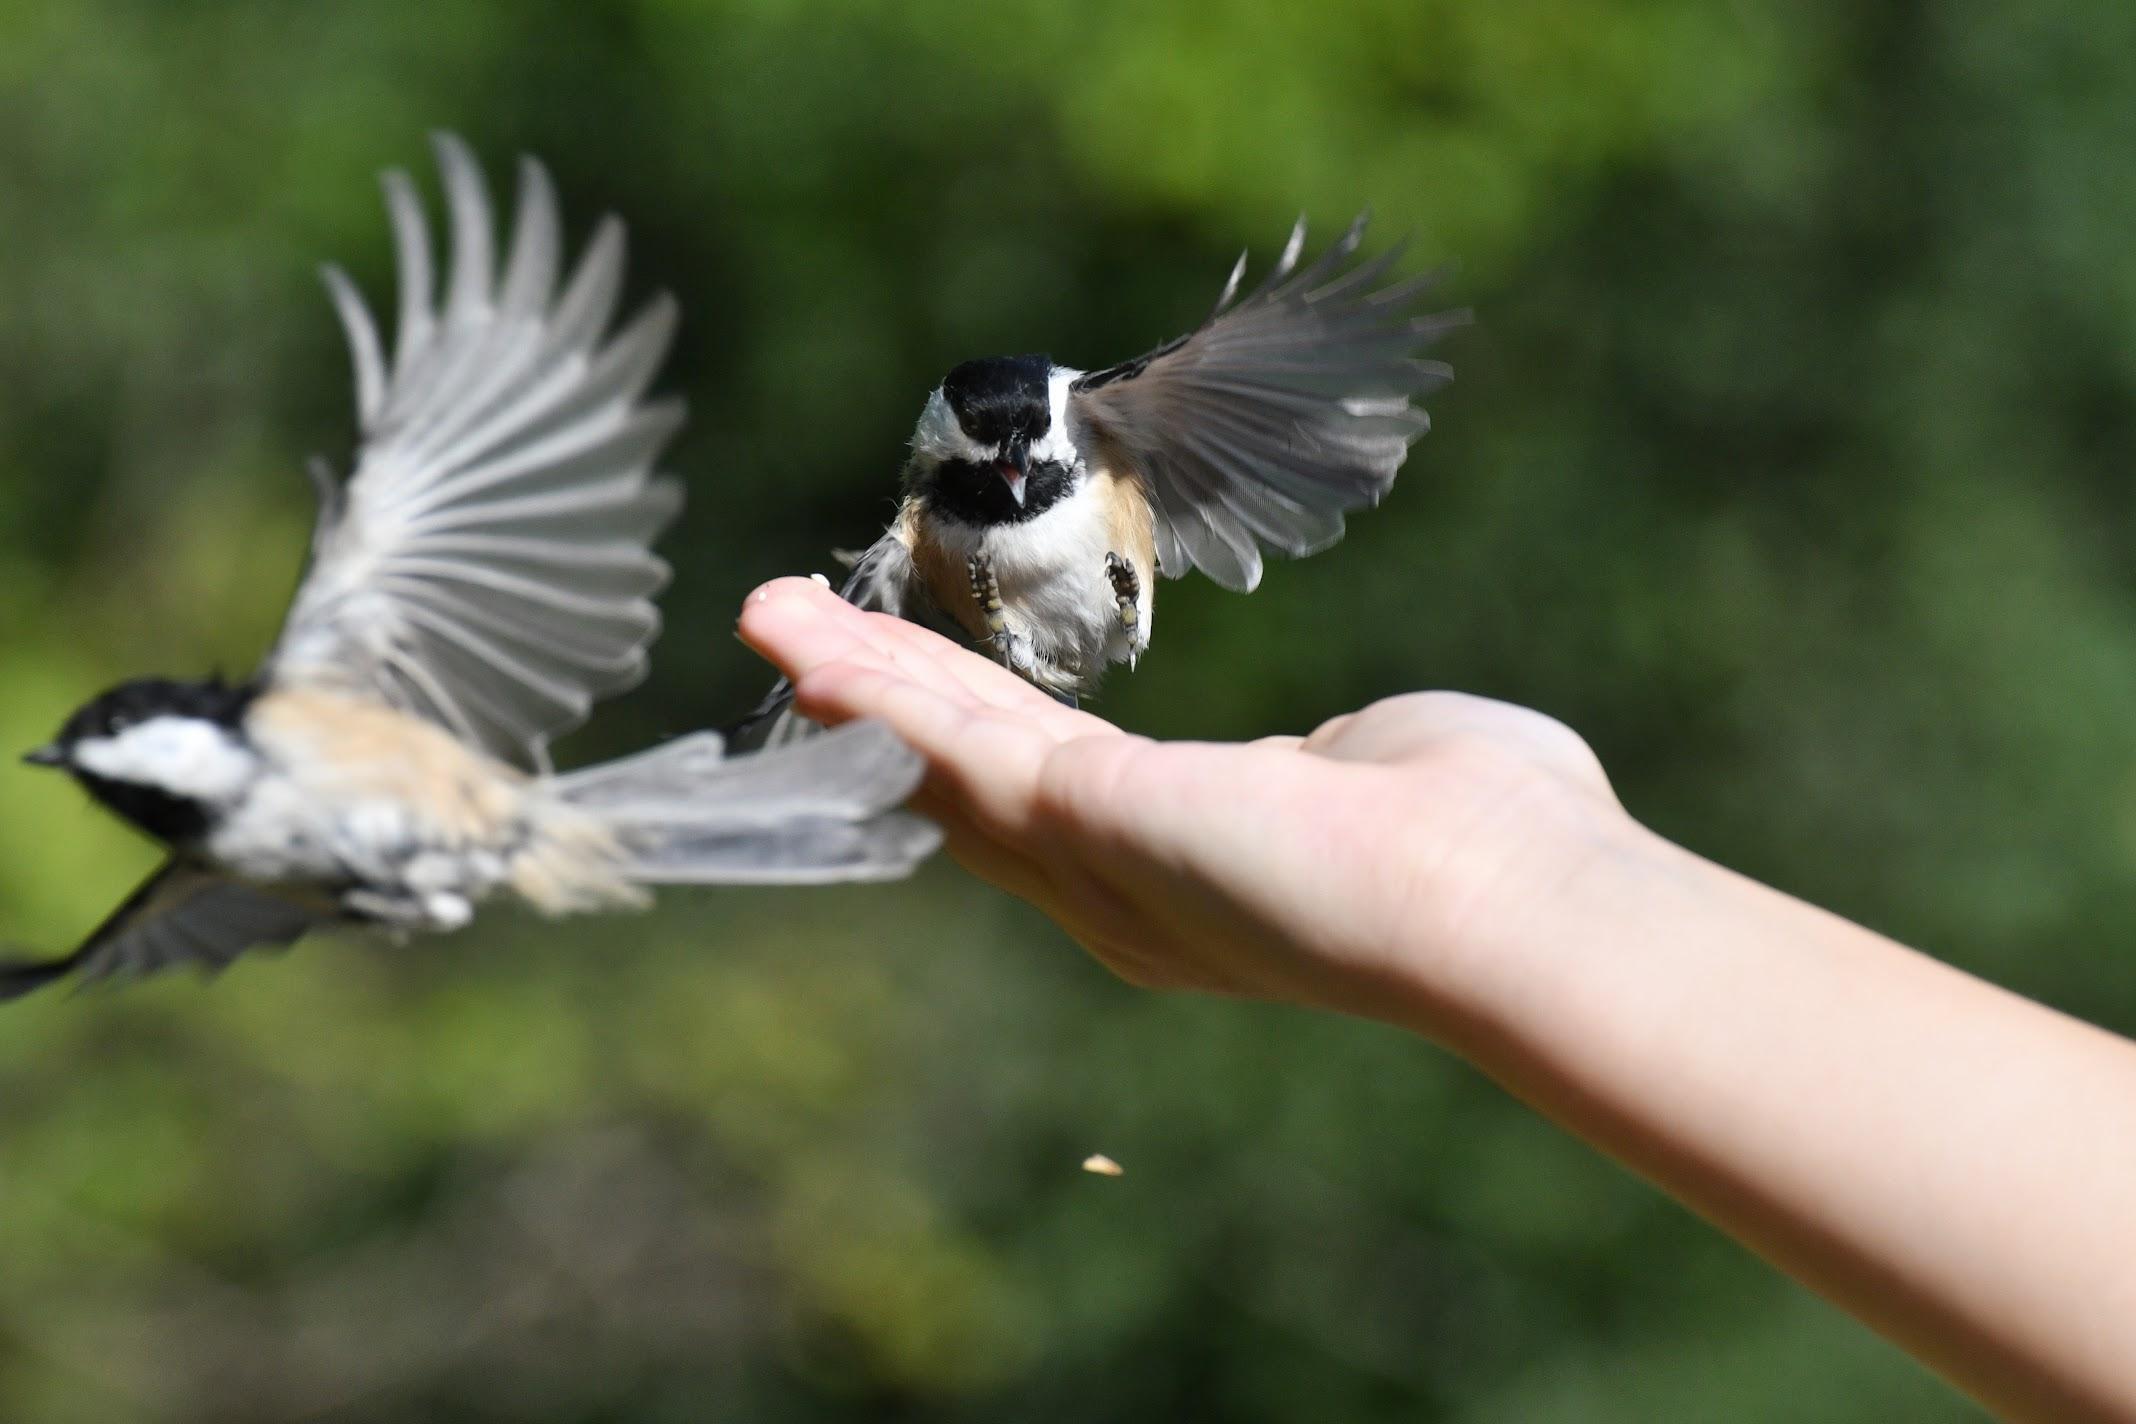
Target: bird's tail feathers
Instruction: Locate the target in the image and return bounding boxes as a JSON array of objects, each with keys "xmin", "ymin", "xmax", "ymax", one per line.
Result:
[{"xmin": 555, "ymin": 721, "xmax": 939, "ymax": 885}]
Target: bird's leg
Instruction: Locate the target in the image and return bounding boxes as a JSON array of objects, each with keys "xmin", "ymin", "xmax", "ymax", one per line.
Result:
[
  {"xmin": 968, "ymin": 550, "xmax": 1009, "ymax": 640},
  {"xmin": 966, "ymin": 552, "xmax": 1040, "ymax": 681},
  {"xmin": 1104, "ymin": 552, "xmax": 1141, "ymax": 633},
  {"xmin": 341, "ymin": 887, "xmax": 468, "ymax": 934},
  {"xmin": 1105, "ymin": 551, "xmax": 1145, "ymax": 670},
  {"xmin": 341, "ymin": 889, "xmax": 429, "ymax": 938}
]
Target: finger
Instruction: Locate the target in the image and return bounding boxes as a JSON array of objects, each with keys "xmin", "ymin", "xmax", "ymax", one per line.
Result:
[
  {"xmin": 739, "ymin": 578, "xmax": 1076, "ymax": 731},
  {"xmin": 856, "ymin": 612, "xmax": 1114, "ymax": 739},
  {"xmin": 743, "ymin": 577, "xmax": 974, "ymax": 672},
  {"xmin": 738, "ymin": 581, "xmax": 981, "ymax": 709},
  {"xmin": 1252, "ymin": 734, "xmax": 1305, "ymax": 751},
  {"xmin": 939, "ymin": 820, "xmax": 1057, "ymax": 906},
  {"xmin": 742, "ymin": 577, "xmax": 1116, "ymax": 742},
  {"xmin": 792, "ymin": 664, "xmax": 1059, "ymax": 840},
  {"xmin": 1304, "ymin": 692, "xmax": 1540, "ymax": 767},
  {"xmin": 871, "ymin": 775, "xmax": 1056, "ymax": 906},
  {"xmin": 904, "ymin": 782, "xmax": 1045, "ymax": 892},
  {"xmin": 1300, "ymin": 713, "xmax": 1356, "ymax": 754}
]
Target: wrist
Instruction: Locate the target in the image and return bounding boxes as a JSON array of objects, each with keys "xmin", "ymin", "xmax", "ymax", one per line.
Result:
[{"xmin": 1367, "ymin": 763, "xmax": 1669, "ymax": 1048}]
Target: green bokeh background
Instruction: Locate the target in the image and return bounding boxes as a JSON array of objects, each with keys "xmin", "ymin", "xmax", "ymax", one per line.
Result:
[{"xmin": 3, "ymin": 2, "xmax": 2129, "ymax": 1418}]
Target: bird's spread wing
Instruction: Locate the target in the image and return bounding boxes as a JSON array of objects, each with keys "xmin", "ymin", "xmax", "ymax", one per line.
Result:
[
  {"xmin": 0, "ymin": 863, "xmax": 319, "ymax": 1000},
  {"xmin": 267, "ymin": 133, "xmax": 683, "ymax": 772},
  {"xmin": 1067, "ymin": 213, "xmax": 1461, "ymax": 593},
  {"xmin": 831, "ymin": 528, "xmax": 924, "ymax": 620}
]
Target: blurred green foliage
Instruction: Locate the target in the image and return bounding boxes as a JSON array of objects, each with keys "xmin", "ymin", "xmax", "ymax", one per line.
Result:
[{"xmin": 1, "ymin": 0, "xmax": 2128, "ymax": 1418}]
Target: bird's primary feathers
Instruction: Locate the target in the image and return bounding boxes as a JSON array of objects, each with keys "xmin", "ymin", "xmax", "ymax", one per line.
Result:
[
  {"xmin": 4, "ymin": 135, "xmax": 938, "ymax": 1001},
  {"xmin": 737, "ymin": 211, "xmax": 1459, "ymax": 745}
]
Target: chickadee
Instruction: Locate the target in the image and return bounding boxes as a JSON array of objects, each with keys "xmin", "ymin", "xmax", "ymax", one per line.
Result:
[
  {"xmin": 3, "ymin": 135, "xmax": 938, "ymax": 1001},
  {"xmin": 738, "ymin": 212, "xmax": 1458, "ymax": 742}
]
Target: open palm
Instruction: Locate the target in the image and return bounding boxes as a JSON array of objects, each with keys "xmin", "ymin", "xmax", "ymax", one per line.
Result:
[{"xmin": 738, "ymin": 577, "xmax": 1623, "ymax": 1026}]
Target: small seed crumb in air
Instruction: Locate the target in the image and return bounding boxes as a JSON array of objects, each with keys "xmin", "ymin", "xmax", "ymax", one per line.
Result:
[{"xmin": 1082, "ymin": 1154, "xmax": 1124, "ymax": 1177}]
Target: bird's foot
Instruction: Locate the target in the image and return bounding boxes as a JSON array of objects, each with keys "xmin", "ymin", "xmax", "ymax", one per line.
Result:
[
  {"xmin": 342, "ymin": 888, "xmax": 469, "ymax": 934},
  {"xmin": 967, "ymin": 552, "xmax": 1008, "ymax": 638},
  {"xmin": 966, "ymin": 552, "xmax": 1043, "ymax": 682},
  {"xmin": 1104, "ymin": 552, "xmax": 1145, "ymax": 670},
  {"xmin": 1104, "ymin": 551, "xmax": 1142, "ymax": 632}
]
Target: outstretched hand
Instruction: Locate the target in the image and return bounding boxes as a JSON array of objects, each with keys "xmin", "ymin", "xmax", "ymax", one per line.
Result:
[
  {"xmin": 737, "ymin": 578, "xmax": 1631, "ymax": 1030},
  {"xmin": 743, "ymin": 575, "xmax": 2136, "ymax": 1420}
]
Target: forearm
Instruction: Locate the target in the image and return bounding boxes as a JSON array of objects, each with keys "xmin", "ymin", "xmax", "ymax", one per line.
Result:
[{"xmin": 1418, "ymin": 821, "xmax": 2136, "ymax": 1423}]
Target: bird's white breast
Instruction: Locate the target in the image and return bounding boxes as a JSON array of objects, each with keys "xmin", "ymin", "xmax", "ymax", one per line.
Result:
[{"xmin": 930, "ymin": 479, "xmax": 1135, "ymax": 676}]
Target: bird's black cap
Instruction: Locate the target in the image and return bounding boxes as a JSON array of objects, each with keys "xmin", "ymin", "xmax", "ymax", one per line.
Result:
[
  {"xmin": 45, "ymin": 676, "xmax": 259, "ymax": 755},
  {"xmin": 940, "ymin": 353, "xmax": 1054, "ymax": 447}
]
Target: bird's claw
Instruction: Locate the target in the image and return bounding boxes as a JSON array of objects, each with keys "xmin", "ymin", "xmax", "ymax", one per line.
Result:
[
  {"xmin": 1105, "ymin": 552, "xmax": 1144, "ymax": 669},
  {"xmin": 1104, "ymin": 552, "xmax": 1141, "ymax": 633}
]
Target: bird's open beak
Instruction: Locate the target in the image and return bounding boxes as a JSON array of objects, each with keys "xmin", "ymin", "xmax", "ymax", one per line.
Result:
[
  {"xmin": 21, "ymin": 744, "xmax": 63, "ymax": 769},
  {"xmin": 999, "ymin": 442, "xmax": 1031, "ymax": 507}
]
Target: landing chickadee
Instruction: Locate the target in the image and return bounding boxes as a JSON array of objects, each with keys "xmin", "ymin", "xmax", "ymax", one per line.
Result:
[
  {"xmin": 739, "ymin": 212, "xmax": 1458, "ymax": 741},
  {"xmin": 3, "ymin": 135, "xmax": 938, "ymax": 1001}
]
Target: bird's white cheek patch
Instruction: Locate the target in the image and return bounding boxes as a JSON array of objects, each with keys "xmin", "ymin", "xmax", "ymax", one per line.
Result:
[
  {"xmin": 73, "ymin": 719, "xmax": 257, "ymax": 801},
  {"xmin": 1033, "ymin": 366, "xmax": 1085, "ymax": 469}
]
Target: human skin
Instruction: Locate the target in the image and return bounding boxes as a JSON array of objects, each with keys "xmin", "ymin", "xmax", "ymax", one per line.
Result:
[{"xmin": 738, "ymin": 576, "xmax": 2136, "ymax": 1424}]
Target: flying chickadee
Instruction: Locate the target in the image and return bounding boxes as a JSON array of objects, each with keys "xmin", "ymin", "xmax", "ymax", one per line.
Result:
[
  {"xmin": 738, "ymin": 212, "xmax": 1458, "ymax": 742},
  {"xmin": 2, "ymin": 135, "xmax": 939, "ymax": 1001}
]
